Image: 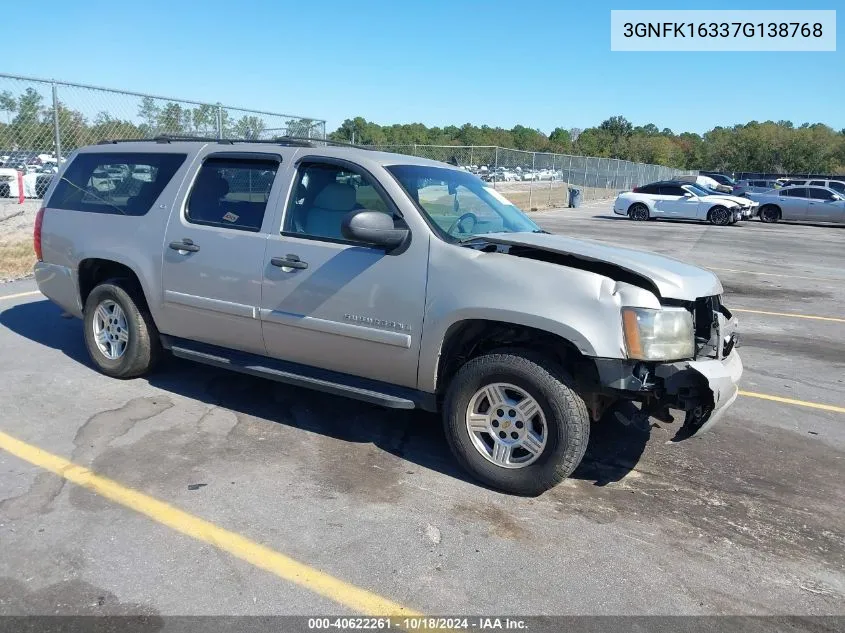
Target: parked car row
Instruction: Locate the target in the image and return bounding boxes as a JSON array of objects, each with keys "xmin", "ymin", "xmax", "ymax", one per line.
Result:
[
  {"xmin": 614, "ymin": 180, "xmax": 757, "ymax": 225},
  {"xmin": 614, "ymin": 179, "xmax": 845, "ymax": 225}
]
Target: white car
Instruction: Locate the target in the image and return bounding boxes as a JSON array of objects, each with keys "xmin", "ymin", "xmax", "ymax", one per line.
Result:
[{"xmin": 614, "ymin": 181, "xmax": 753, "ymax": 225}]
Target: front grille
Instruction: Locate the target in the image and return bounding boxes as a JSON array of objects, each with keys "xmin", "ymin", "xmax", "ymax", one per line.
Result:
[{"xmin": 694, "ymin": 295, "xmax": 720, "ymax": 341}]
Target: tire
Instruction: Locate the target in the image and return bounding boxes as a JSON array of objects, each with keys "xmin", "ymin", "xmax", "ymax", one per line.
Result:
[
  {"xmin": 708, "ymin": 206, "xmax": 732, "ymax": 226},
  {"xmin": 759, "ymin": 205, "xmax": 781, "ymax": 223},
  {"xmin": 442, "ymin": 351, "xmax": 590, "ymax": 496},
  {"xmin": 628, "ymin": 203, "xmax": 649, "ymax": 221},
  {"xmin": 83, "ymin": 280, "xmax": 161, "ymax": 379}
]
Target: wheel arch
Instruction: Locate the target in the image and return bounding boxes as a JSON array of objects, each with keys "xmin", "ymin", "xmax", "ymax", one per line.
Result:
[
  {"xmin": 78, "ymin": 257, "xmax": 153, "ymax": 315},
  {"xmin": 432, "ymin": 318, "xmax": 600, "ymax": 399}
]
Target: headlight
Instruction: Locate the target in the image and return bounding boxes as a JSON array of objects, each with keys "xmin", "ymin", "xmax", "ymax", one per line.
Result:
[{"xmin": 621, "ymin": 307, "xmax": 694, "ymax": 361}]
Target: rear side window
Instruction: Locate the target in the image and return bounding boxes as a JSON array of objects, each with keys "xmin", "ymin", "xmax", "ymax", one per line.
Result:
[
  {"xmin": 48, "ymin": 152, "xmax": 186, "ymax": 216},
  {"xmin": 828, "ymin": 182, "xmax": 845, "ymax": 194},
  {"xmin": 658, "ymin": 185, "xmax": 686, "ymax": 196},
  {"xmin": 783, "ymin": 188, "xmax": 809, "ymax": 198},
  {"xmin": 186, "ymin": 158, "xmax": 278, "ymax": 232},
  {"xmin": 636, "ymin": 184, "xmax": 659, "ymax": 194}
]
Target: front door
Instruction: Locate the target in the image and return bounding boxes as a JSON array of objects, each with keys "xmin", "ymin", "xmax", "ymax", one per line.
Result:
[
  {"xmin": 259, "ymin": 160, "xmax": 428, "ymax": 388},
  {"xmin": 654, "ymin": 185, "xmax": 701, "ymax": 219},
  {"xmin": 806, "ymin": 187, "xmax": 845, "ymax": 223},
  {"xmin": 160, "ymin": 153, "xmax": 282, "ymax": 355}
]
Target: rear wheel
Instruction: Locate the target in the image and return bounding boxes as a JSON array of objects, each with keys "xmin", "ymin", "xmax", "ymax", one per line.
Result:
[
  {"xmin": 442, "ymin": 351, "xmax": 589, "ymax": 496},
  {"xmin": 83, "ymin": 280, "xmax": 161, "ymax": 379},
  {"xmin": 759, "ymin": 205, "xmax": 781, "ymax": 223},
  {"xmin": 708, "ymin": 206, "xmax": 732, "ymax": 226},
  {"xmin": 628, "ymin": 203, "xmax": 649, "ymax": 221}
]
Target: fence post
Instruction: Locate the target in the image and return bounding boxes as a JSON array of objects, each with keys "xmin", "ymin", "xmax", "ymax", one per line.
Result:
[
  {"xmin": 469, "ymin": 146, "xmax": 474, "ymax": 168},
  {"xmin": 51, "ymin": 82, "xmax": 62, "ymax": 163},
  {"xmin": 614, "ymin": 159, "xmax": 621, "ymax": 191},
  {"xmin": 216, "ymin": 104, "xmax": 223, "ymax": 139},
  {"xmin": 494, "ymin": 147, "xmax": 499, "ymax": 190},
  {"xmin": 548, "ymin": 154, "xmax": 555, "ymax": 207},
  {"xmin": 528, "ymin": 152, "xmax": 535, "ymax": 209}
]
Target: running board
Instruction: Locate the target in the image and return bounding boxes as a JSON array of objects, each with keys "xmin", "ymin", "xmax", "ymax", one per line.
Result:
[{"xmin": 164, "ymin": 337, "xmax": 432, "ymax": 410}]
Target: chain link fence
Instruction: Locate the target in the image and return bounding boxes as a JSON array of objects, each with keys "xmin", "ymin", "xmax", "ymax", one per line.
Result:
[
  {"xmin": 0, "ymin": 72, "xmax": 325, "ymax": 173},
  {"xmin": 372, "ymin": 145, "xmax": 692, "ymax": 208}
]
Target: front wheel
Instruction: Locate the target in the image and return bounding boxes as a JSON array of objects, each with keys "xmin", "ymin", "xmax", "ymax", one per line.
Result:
[
  {"xmin": 708, "ymin": 206, "xmax": 732, "ymax": 226},
  {"xmin": 442, "ymin": 352, "xmax": 589, "ymax": 495},
  {"xmin": 759, "ymin": 205, "xmax": 781, "ymax": 223}
]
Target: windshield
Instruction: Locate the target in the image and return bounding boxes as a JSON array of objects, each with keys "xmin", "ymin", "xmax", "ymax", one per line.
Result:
[
  {"xmin": 685, "ymin": 183, "xmax": 715, "ymax": 197},
  {"xmin": 387, "ymin": 164, "xmax": 540, "ymax": 240}
]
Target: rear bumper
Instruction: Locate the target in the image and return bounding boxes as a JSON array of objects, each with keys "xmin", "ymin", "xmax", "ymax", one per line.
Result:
[{"xmin": 34, "ymin": 261, "xmax": 82, "ymax": 317}]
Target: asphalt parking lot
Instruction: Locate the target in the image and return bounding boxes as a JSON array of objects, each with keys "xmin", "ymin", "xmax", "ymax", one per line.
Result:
[{"xmin": 0, "ymin": 201, "xmax": 843, "ymax": 620}]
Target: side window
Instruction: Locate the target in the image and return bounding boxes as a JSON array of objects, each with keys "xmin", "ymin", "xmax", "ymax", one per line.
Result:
[
  {"xmin": 283, "ymin": 163, "xmax": 397, "ymax": 242},
  {"xmin": 785, "ymin": 188, "xmax": 809, "ymax": 198},
  {"xmin": 47, "ymin": 152, "xmax": 186, "ymax": 216},
  {"xmin": 829, "ymin": 182, "xmax": 845, "ymax": 194},
  {"xmin": 808, "ymin": 187, "xmax": 835, "ymax": 201},
  {"xmin": 186, "ymin": 158, "xmax": 278, "ymax": 232},
  {"xmin": 659, "ymin": 185, "xmax": 686, "ymax": 196}
]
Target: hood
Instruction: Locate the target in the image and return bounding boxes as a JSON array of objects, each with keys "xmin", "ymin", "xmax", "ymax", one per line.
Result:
[
  {"xmin": 703, "ymin": 193, "xmax": 752, "ymax": 206},
  {"xmin": 478, "ymin": 232, "xmax": 723, "ymax": 301}
]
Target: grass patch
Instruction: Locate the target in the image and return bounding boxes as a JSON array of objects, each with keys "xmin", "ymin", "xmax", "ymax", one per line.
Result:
[{"xmin": 0, "ymin": 239, "xmax": 35, "ymax": 280}]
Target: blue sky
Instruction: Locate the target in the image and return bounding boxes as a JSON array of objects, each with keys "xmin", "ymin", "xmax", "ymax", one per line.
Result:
[{"xmin": 2, "ymin": 0, "xmax": 842, "ymax": 134}]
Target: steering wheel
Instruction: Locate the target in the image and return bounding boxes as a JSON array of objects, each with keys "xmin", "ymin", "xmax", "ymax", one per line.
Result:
[{"xmin": 446, "ymin": 212, "xmax": 479, "ymax": 236}]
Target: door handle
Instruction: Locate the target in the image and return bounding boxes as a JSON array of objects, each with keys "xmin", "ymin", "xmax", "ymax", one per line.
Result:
[
  {"xmin": 271, "ymin": 254, "xmax": 308, "ymax": 270},
  {"xmin": 169, "ymin": 238, "xmax": 200, "ymax": 253}
]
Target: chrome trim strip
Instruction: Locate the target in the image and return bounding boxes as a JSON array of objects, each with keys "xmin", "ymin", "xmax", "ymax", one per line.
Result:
[
  {"xmin": 260, "ymin": 309, "xmax": 412, "ymax": 349},
  {"xmin": 164, "ymin": 290, "xmax": 254, "ymax": 318}
]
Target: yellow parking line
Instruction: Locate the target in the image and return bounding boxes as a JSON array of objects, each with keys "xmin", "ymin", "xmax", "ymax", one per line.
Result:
[
  {"xmin": 739, "ymin": 391, "xmax": 845, "ymax": 414},
  {"xmin": 0, "ymin": 430, "xmax": 420, "ymax": 617},
  {"xmin": 0, "ymin": 290, "xmax": 40, "ymax": 301},
  {"xmin": 732, "ymin": 308, "xmax": 845, "ymax": 323},
  {"xmin": 710, "ymin": 267, "xmax": 843, "ymax": 282}
]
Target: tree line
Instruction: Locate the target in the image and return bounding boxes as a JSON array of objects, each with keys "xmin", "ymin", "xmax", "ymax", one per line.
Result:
[
  {"xmin": 329, "ymin": 115, "xmax": 845, "ymax": 174},
  {"xmin": 1, "ymin": 85, "xmax": 842, "ymax": 174}
]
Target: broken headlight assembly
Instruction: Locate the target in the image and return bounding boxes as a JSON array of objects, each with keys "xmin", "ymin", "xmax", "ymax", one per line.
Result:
[{"xmin": 622, "ymin": 307, "xmax": 694, "ymax": 361}]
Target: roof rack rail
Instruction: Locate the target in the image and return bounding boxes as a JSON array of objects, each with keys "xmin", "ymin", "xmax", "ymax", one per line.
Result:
[{"xmin": 94, "ymin": 135, "xmax": 373, "ymax": 150}]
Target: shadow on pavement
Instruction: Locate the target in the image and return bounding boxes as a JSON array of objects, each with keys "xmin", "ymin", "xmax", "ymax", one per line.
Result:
[{"xmin": 1, "ymin": 299, "xmax": 646, "ymax": 493}]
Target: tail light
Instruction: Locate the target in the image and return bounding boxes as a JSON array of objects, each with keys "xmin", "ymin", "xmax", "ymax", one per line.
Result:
[{"xmin": 33, "ymin": 207, "xmax": 45, "ymax": 261}]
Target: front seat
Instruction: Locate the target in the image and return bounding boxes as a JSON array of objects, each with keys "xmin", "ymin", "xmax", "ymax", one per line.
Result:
[{"xmin": 304, "ymin": 182, "xmax": 357, "ymax": 239}]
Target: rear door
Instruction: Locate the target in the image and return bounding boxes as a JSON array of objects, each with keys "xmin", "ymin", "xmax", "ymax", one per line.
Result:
[
  {"xmin": 259, "ymin": 158, "xmax": 428, "ymax": 388},
  {"xmin": 807, "ymin": 187, "xmax": 845, "ymax": 223},
  {"xmin": 160, "ymin": 152, "xmax": 283, "ymax": 355},
  {"xmin": 778, "ymin": 187, "xmax": 809, "ymax": 220}
]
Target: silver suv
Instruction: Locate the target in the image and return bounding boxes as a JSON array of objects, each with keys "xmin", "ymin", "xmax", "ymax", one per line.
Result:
[{"xmin": 34, "ymin": 138, "xmax": 742, "ymax": 495}]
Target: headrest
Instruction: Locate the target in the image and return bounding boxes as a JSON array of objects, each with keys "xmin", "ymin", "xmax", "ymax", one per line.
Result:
[{"xmin": 313, "ymin": 182, "xmax": 356, "ymax": 211}]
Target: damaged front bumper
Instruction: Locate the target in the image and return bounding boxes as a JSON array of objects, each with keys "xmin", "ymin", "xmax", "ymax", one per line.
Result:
[
  {"xmin": 654, "ymin": 350, "xmax": 743, "ymax": 436},
  {"xmin": 594, "ymin": 350, "xmax": 743, "ymax": 438},
  {"xmin": 593, "ymin": 303, "xmax": 743, "ymax": 437}
]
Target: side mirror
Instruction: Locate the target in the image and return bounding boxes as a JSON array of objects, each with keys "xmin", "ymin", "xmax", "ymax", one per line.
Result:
[
  {"xmin": 683, "ymin": 192, "xmax": 693, "ymax": 198},
  {"xmin": 341, "ymin": 209, "xmax": 408, "ymax": 249}
]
